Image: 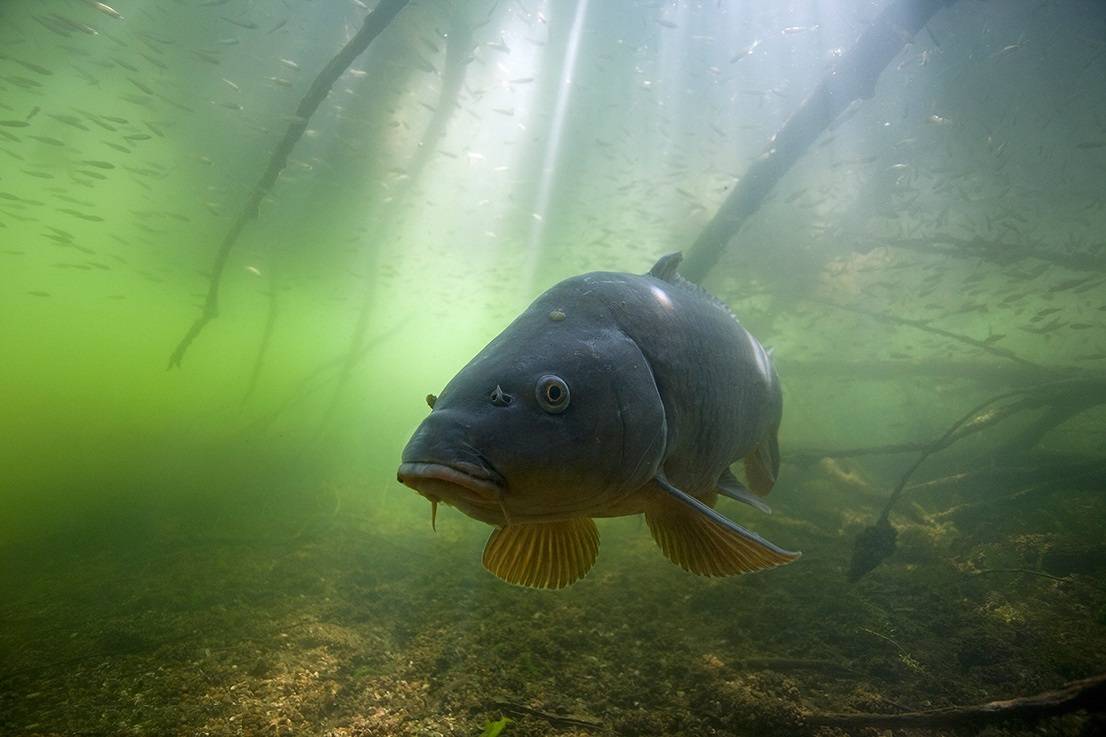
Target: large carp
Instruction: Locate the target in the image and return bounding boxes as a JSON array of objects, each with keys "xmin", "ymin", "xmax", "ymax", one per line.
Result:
[{"xmin": 398, "ymin": 253, "xmax": 799, "ymax": 588}]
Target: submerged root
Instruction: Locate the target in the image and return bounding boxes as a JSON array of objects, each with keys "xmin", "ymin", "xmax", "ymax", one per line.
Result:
[{"xmin": 848, "ymin": 516, "xmax": 897, "ymax": 581}]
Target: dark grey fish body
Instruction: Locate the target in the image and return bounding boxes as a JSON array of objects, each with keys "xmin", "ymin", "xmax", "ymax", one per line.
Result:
[
  {"xmin": 398, "ymin": 253, "xmax": 796, "ymax": 588},
  {"xmin": 587, "ymin": 254, "xmax": 782, "ymax": 502}
]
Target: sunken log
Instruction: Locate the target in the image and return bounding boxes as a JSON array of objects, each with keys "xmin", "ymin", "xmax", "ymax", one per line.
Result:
[{"xmin": 804, "ymin": 672, "xmax": 1106, "ymax": 731}]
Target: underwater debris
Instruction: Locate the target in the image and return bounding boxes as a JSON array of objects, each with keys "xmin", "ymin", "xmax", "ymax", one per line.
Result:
[{"xmin": 848, "ymin": 516, "xmax": 897, "ymax": 582}]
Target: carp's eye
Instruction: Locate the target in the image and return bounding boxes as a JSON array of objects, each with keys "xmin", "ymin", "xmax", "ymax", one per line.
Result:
[{"xmin": 536, "ymin": 375, "xmax": 570, "ymax": 413}]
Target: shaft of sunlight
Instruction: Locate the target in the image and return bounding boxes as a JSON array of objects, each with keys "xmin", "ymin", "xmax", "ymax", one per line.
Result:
[{"xmin": 522, "ymin": 0, "xmax": 591, "ymax": 291}]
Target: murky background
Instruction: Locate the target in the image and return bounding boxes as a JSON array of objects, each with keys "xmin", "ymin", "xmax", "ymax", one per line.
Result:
[{"xmin": 2, "ymin": 1, "xmax": 1105, "ymax": 735}]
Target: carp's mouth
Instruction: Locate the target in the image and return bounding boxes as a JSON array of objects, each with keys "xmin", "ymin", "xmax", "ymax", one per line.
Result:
[{"xmin": 397, "ymin": 461, "xmax": 505, "ymax": 505}]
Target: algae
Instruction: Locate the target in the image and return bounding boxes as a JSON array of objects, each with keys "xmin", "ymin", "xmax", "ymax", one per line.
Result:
[{"xmin": 478, "ymin": 716, "xmax": 512, "ymax": 737}]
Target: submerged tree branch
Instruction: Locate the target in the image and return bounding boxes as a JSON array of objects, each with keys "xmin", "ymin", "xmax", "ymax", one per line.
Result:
[
  {"xmin": 847, "ymin": 379, "xmax": 1103, "ymax": 580},
  {"xmin": 167, "ymin": 0, "xmax": 411, "ymax": 368},
  {"xmin": 241, "ymin": 277, "xmax": 280, "ymax": 405},
  {"xmin": 243, "ymin": 317, "xmax": 412, "ymax": 434},
  {"xmin": 314, "ymin": 4, "xmax": 480, "ymax": 434},
  {"xmin": 682, "ymin": 0, "xmax": 955, "ymax": 282},
  {"xmin": 875, "ymin": 235, "xmax": 1106, "ymax": 274},
  {"xmin": 803, "ymin": 297, "xmax": 1045, "ymax": 370},
  {"xmin": 804, "ymin": 673, "xmax": 1106, "ymax": 731},
  {"xmin": 880, "ymin": 383, "xmax": 1085, "ymax": 517},
  {"xmin": 799, "ymin": 378, "xmax": 1106, "ymax": 468},
  {"xmin": 778, "ymin": 358, "xmax": 1095, "ymax": 384},
  {"xmin": 788, "ymin": 439, "xmax": 938, "ymax": 465}
]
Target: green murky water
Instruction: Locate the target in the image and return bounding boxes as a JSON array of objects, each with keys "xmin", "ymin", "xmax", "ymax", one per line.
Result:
[{"xmin": 2, "ymin": 1, "xmax": 1105, "ymax": 735}]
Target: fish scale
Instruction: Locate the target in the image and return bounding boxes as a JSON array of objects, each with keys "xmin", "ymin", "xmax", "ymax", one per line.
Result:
[{"xmin": 595, "ymin": 257, "xmax": 779, "ymax": 497}]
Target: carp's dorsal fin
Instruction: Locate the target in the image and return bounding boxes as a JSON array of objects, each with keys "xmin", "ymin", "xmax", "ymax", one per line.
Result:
[
  {"xmin": 482, "ymin": 518, "xmax": 599, "ymax": 589},
  {"xmin": 647, "ymin": 252, "xmax": 683, "ymax": 282},
  {"xmin": 646, "ymin": 251, "xmax": 742, "ymax": 323},
  {"xmin": 646, "ymin": 474, "xmax": 798, "ymax": 576},
  {"xmin": 718, "ymin": 468, "xmax": 771, "ymax": 514},
  {"xmin": 743, "ymin": 430, "xmax": 781, "ymax": 496}
]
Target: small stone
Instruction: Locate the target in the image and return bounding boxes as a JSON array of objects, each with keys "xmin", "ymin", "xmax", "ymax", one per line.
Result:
[{"xmin": 549, "ymin": 308, "xmax": 566, "ymax": 321}]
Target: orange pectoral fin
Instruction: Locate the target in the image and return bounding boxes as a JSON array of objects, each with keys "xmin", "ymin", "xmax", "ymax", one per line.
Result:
[
  {"xmin": 646, "ymin": 474, "xmax": 798, "ymax": 577},
  {"xmin": 481, "ymin": 518, "xmax": 599, "ymax": 589}
]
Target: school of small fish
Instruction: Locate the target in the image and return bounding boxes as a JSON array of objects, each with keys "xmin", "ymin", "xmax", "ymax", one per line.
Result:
[{"xmin": 0, "ymin": 0, "xmax": 1102, "ymax": 373}]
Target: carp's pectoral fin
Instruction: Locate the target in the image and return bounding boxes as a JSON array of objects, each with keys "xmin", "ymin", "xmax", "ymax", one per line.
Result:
[
  {"xmin": 646, "ymin": 474, "xmax": 798, "ymax": 576},
  {"xmin": 743, "ymin": 430, "xmax": 781, "ymax": 496},
  {"xmin": 718, "ymin": 468, "xmax": 771, "ymax": 514},
  {"xmin": 481, "ymin": 518, "xmax": 599, "ymax": 590}
]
